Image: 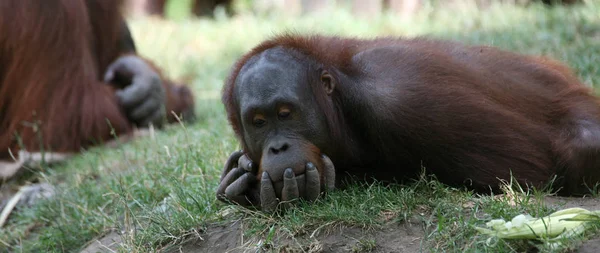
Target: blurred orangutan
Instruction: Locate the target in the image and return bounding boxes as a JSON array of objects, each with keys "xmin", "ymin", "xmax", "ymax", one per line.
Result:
[{"xmin": 0, "ymin": 0, "xmax": 196, "ymax": 179}]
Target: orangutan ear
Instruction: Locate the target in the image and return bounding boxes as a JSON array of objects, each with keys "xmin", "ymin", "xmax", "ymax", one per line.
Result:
[{"xmin": 321, "ymin": 70, "xmax": 335, "ymax": 95}]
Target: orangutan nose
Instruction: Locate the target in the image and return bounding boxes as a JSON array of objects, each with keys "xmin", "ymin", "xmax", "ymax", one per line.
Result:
[{"xmin": 269, "ymin": 142, "xmax": 289, "ymax": 155}]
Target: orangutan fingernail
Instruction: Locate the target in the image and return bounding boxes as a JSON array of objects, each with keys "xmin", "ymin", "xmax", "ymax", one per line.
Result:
[
  {"xmin": 306, "ymin": 162, "xmax": 316, "ymax": 171},
  {"xmin": 284, "ymin": 168, "xmax": 294, "ymax": 178}
]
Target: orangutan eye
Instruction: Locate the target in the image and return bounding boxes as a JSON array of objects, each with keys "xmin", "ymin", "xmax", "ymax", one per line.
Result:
[
  {"xmin": 278, "ymin": 108, "xmax": 291, "ymax": 119},
  {"xmin": 253, "ymin": 115, "xmax": 266, "ymax": 127}
]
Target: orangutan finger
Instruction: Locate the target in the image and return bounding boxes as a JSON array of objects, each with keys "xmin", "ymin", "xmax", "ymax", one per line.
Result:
[
  {"xmin": 216, "ymin": 167, "xmax": 246, "ymax": 200},
  {"xmin": 220, "ymin": 150, "xmax": 243, "ymax": 182},
  {"xmin": 225, "ymin": 172, "xmax": 256, "ymax": 197},
  {"xmin": 116, "ymin": 79, "xmax": 156, "ymax": 109},
  {"xmin": 260, "ymin": 172, "xmax": 278, "ymax": 213},
  {"xmin": 130, "ymin": 96, "xmax": 161, "ymax": 122},
  {"xmin": 321, "ymin": 154, "xmax": 336, "ymax": 191},
  {"xmin": 281, "ymin": 168, "xmax": 299, "ymax": 204},
  {"xmin": 104, "ymin": 55, "xmax": 147, "ymax": 82},
  {"xmin": 237, "ymin": 154, "xmax": 254, "ymax": 172},
  {"xmin": 137, "ymin": 105, "xmax": 166, "ymax": 128},
  {"xmin": 305, "ymin": 162, "xmax": 320, "ymax": 202}
]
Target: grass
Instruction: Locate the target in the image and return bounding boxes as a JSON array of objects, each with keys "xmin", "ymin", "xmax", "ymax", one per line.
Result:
[{"xmin": 3, "ymin": 0, "xmax": 600, "ymax": 252}]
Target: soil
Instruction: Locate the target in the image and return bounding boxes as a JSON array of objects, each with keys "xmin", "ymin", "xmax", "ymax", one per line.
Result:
[
  {"xmin": 161, "ymin": 220, "xmax": 425, "ymax": 253},
  {"xmin": 78, "ymin": 196, "xmax": 600, "ymax": 253},
  {"xmin": 79, "ymin": 230, "xmax": 124, "ymax": 253}
]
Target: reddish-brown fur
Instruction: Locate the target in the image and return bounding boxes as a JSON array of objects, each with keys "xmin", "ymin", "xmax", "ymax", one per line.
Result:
[
  {"xmin": 0, "ymin": 0, "xmax": 193, "ymax": 159},
  {"xmin": 223, "ymin": 34, "xmax": 600, "ymax": 195}
]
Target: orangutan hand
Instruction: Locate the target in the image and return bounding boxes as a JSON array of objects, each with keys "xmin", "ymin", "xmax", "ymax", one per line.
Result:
[
  {"xmin": 216, "ymin": 150, "xmax": 335, "ymax": 212},
  {"xmin": 104, "ymin": 55, "xmax": 166, "ymax": 128}
]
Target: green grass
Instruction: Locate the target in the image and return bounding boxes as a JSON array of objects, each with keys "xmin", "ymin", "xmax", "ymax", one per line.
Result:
[{"xmin": 3, "ymin": 0, "xmax": 600, "ymax": 252}]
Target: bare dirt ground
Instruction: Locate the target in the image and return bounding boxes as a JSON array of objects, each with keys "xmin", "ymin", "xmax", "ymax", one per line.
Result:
[
  {"xmin": 78, "ymin": 196, "xmax": 600, "ymax": 253},
  {"xmin": 164, "ymin": 220, "xmax": 425, "ymax": 253},
  {"xmin": 80, "ymin": 231, "xmax": 124, "ymax": 253},
  {"xmin": 80, "ymin": 216, "xmax": 427, "ymax": 253}
]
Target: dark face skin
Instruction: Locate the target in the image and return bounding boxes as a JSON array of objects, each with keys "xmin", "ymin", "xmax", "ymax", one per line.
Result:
[{"xmin": 234, "ymin": 47, "xmax": 332, "ymax": 186}]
